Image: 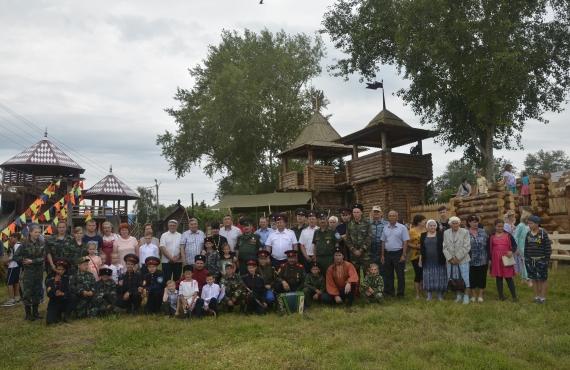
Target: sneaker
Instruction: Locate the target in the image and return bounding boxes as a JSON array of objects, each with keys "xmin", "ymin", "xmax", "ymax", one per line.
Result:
[
  {"xmin": 477, "ymin": 297, "xmax": 484, "ymax": 303},
  {"xmin": 2, "ymin": 299, "xmax": 15, "ymax": 307},
  {"xmin": 470, "ymin": 297, "xmax": 476, "ymax": 302},
  {"xmin": 14, "ymin": 296, "xmax": 20, "ymax": 303},
  {"xmin": 463, "ymin": 296, "xmax": 469, "ymax": 304},
  {"xmin": 455, "ymin": 295, "xmax": 462, "ymax": 303},
  {"xmin": 539, "ymin": 299, "xmax": 546, "ymax": 304},
  {"xmin": 534, "ymin": 297, "xmax": 541, "ymax": 303}
]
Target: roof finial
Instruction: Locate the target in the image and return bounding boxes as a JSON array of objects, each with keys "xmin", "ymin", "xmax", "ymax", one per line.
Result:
[
  {"xmin": 312, "ymin": 90, "xmax": 325, "ymax": 112},
  {"xmin": 44, "ymin": 128, "xmax": 48, "ymax": 138},
  {"xmin": 365, "ymin": 80, "xmax": 386, "ymax": 110},
  {"xmin": 109, "ymin": 165, "xmax": 112, "ymax": 174}
]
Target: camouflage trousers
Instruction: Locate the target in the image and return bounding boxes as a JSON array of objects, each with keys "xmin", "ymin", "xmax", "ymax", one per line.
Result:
[
  {"xmin": 301, "ymin": 288, "xmax": 321, "ymax": 307},
  {"xmin": 350, "ymin": 254, "xmax": 370, "ymax": 279},
  {"xmin": 22, "ymin": 265, "xmax": 43, "ymax": 306},
  {"xmin": 219, "ymin": 293, "xmax": 244, "ymax": 307},
  {"xmin": 361, "ymin": 292, "xmax": 383, "ymax": 303},
  {"xmin": 76, "ymin": 295, "xmax": 103, "ymax": 319}
]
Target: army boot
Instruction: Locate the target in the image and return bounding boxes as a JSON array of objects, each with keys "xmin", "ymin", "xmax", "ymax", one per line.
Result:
[
  {"xmin": 239, "ymin": 305, "xmax": 245, "ymax": 316},
  {"xmin": 25, "ymin": 305, "xmax": 34, "ymax": 321},
  {"xmin": 32, "ymin": 304, "xmax": 43, "ymax": 319}
]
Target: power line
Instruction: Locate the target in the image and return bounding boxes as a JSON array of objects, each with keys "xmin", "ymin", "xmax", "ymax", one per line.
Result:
[
  {"xmin": 0, "ymin": 133, "xmax": 27, "ymax": 149},
  {"xmin": 0, "ymin": 102, "xmax": 139, "ymax": 188},
  {"xmin": 0, "ymin": 116, "xmax": 42, "ymax": 143},
  {"xmin": 0, "ymin": 124, "xmax": 37, "ymax": 145}
]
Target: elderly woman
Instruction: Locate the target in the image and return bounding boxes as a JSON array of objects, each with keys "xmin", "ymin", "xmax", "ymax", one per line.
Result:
[
  {"xmin": 466, "ymin": 214, "xmax": 488, "ymax": 302},
  {"xmin": 419, "ymin": 219, "xmax": 447, "ymax": 301},
  {"xmin": 100, "ymin": 221, "xmax": 118, "ymax": 265},
  {"xmin": 514, "ymin": 211, "xmax": 532, "ymax": 286},
  {"xmin": 489, "ymin": 219, "xmax": 518, "ymax": 302},
  {"xmin": 113, "ymin": 223, "xmax": 139, "ymax": 269},
  {"xmin": 443, "ymin": 216, "xmax": 471, "ymax": 304},
  {"xmin": 138, "ymin": 222, "xmax": 160, "ymax": 248}
]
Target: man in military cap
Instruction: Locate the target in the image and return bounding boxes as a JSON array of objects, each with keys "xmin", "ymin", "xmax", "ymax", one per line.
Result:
[
  {"xmin": 336, "ymin": 207, "xmax": 352, "ymax": 261},
  {"xmin": 190, "ymin": 254, "xmax": 210, "ymax": 293},
  {"xmin": 236, "ymin": 216, "xmax": 264, "ymax": 275},
  {"xmin": 274, "ymin": 250, "xmax": 305, "ymax": 293},
  {"xmin": 95, "ymin": 267, "xmax": 118, "ymax": 316},
  {"xmin": 313, "ymin": 210, "xmax": 341, "ymax": 274},
  {"xmin": 117, "ymin": 253, "xmax": 143, "ymax": 315},
  {"xmin": 219, "ymin": 262, "xmax": 246, "ymax": 315},
  {"xmin": 268, "ymin": 213, "xmax": 278, "ymax": 231},
  {"xmin": 322, "ymin": 247, "xmax": 358, "ymax": 308},
  {"xmin": 142, "ymin": 256, "xmax": 166, "ymax": 314},
  {"xmin": 265, "ymin": 214, "xmax": 298, "ymax": 270},
  {"xmin": 346, "ymin": 203, "xmax": 372, "ymax": 278},
  {"xmin": 242, "ymin": 256, "xmax": 267, "ymax": 316},
  {"xmin": 45, "ymin": 257, "xmax": 75, "ymax": 324},
  {"xmin": 370, "ymin": 205, "xmax": 389, "ymax": 284},
  {"xmin": 291, "ymin": 208, "xmax": 307, "ymax": 266},
  {"xmin": 255, "ymin": 250, "xmax": 276, "ymax": 305},
  {"xmin": 302, "ymin": 261, "xmax": 325, "ymax": 309},
  {"xmin": 69, "ymin": 256, "xmax": 102, "ymax": 319}
]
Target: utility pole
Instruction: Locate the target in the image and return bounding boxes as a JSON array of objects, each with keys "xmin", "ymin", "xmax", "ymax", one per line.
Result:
[
  {"xmin": 154, "ymin": 179, "xmax": 161, "ymax": 220},
  {"xmin": 191, "ymin": 193, "xmax": 195, "ymax": 217}
]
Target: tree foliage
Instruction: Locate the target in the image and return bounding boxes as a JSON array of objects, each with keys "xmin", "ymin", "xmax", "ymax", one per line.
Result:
[
  {"xmin": 523, "ymin": 149, "xmax": 570, "ymax": 175},
  {"xmin": 157, "ymin": 29, "xmax": 327, "ymax": 198},
  {"xmin": 132, "ymin": 187, "xmax": 178, "ymax": 224},
  {"xmin": 321, "ymin": 0, "xmax": 570, "ymax": 178}
]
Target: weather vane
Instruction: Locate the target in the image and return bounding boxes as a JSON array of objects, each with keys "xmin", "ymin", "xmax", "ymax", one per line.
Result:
[
  {"xmin": 312, "ymin": 90, "xmax": 325, "ymax": 112},
  {"xmin": 366, "ymin": 80, "xmax": 386, "ymax": 110}
]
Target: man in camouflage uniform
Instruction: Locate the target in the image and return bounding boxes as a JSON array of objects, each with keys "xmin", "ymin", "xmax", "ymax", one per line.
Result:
[
  {"xmin": 69, "ymin": 256, "xmax": 102, "ymax": 319},
  {"xmin": 94, "ymin": 267, "xmax": 118, "ymax": 315},
  {"xmin": 45, "ymin": 222, "xmax": 73, "ymax": 279},
  {"xmin": 274, "ymin": 250, "xmax": 305, "ymax": 293},
  {"xmin": 313, "ymin": 210, "xmax": 341, "ymax": 274},
  {"xmin": 13, "ymin": 226, "xmax": 45, "ymax": 321},
  {"xmin": 346, "ymin": 203, "xmax": 372, "ymax": 278},
  {"xmin": 302, "ymin": 262, "xmax": 325, "ymax": 309},
  {"xmin": 219, "ymin": 262, "xmax": 245, "ymax": 314},
  {"xmin": 236, "ymin": 217, "xmax": 264, "ymax": 275},
  {"xmin": 360, "ymin": 263, "xmax": 384, "ymax": 304}
]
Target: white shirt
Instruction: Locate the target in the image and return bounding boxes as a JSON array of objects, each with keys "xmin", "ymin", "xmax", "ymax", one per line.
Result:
[
  {"xmin": 139, "ymin": 243, "xmax": 159, "ymax": 268},
  {"xmin": 179, "ymin": 279, "xmax": 199, "ymax": 299},
  {"xmin": 159, "ymin": 231, "xmax": 182, "ymax": 264},
  {"xmin": 299, "ymin": 226, "xmax": 318, "ymax": 256},
  {"xmin": 106, "ymin": 264, "xmax": 125, "ymax": 284},
  {"xmin": 219, "ymin": 226, "xmax": 242, "ymax": 252},
  {"xmin": 201, "ymin": 283, "xmax": 221, "ymax": 306},
  {"xmin": 8, "ymin": 243, "xmax": 20, "ymax": 268},
  {"xmin": 266, "ymin": 229, "xmax": 298, "ymax": 260}
]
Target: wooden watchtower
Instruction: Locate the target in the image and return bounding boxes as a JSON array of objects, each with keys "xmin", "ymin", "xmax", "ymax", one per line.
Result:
[
  {"xmin": 335, "ymin": 109, "xmax": 434, "ymax": 219},
  {"xmin": 0, "ymin": 130, "xmax": 85, "ymax": 227}
]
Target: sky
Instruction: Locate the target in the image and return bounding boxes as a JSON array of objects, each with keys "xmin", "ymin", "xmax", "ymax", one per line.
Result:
[{"xmin": 1, "ymin": 0, "xmax": 568, "ymax": 211}]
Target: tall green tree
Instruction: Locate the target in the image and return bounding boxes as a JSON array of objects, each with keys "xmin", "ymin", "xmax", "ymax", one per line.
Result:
[
  {"xmin": 132, "ymin": 187, "xmax": 155, "ymax": 224},
  {"xmin": 157, "ymin": 29, "xmax": 327, "ymax": 198},
  {"xmin": 523, "ymin": 149, "xmax": 570, "ymax": 175},
  {"xmin": 321, "ymin": 0, "xmax": 570, "ymax": 178}
]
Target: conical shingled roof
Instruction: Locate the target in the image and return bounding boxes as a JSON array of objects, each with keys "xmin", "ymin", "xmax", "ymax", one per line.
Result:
[
  {"xmin": 1, "ymin": 134, "xmax": 85, "ymax": 176},
  {"xmin": 366, "ymin": 109, "xmax": 411, "ymax": 128},
  {"xmin": 83, "ymin": 166, "xmax": 140, "ymax": 200}
]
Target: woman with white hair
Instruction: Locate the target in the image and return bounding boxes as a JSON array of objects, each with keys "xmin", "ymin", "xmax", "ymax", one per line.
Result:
[
  {"xmin": 443, "ymin": 216, "xmax": 471, "ymax": 304},
  {"xmin": 514, "ymin": 211, "xmax": 532, "ymax": 285},
  {"xmin": 419, "ymin": 219, "xmax": 447, "ymax": 301}
]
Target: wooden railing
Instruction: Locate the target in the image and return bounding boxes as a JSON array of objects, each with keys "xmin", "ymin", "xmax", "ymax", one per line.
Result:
[{"xmin": 70, "ymin": 205, "xmax": 106, "ymax": 218}]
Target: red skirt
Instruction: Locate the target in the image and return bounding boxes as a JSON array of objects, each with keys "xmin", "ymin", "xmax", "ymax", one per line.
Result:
[{"xmin": 521, "ymin": 185, "xmax": 530, "ymax": 196}]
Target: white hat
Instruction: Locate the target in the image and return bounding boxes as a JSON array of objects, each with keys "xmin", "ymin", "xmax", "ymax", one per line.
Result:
[{"xmin": 372, "ymin": 206, "xmax": 382, "ymax": 212}]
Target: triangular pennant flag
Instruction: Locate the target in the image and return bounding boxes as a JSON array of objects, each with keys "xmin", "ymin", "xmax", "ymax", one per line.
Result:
[
  {"xmin": 79, "ymin": 181, "xmax": 84, "ymax": 190},
  {"xmin": 55, "ymin": 201, "xmax": 61, "ymax": 211},
  {"xmin": 39, "ymin": 214, "xmax": 45, "ymax": 222},
  {"xmin": 53, "ymin": 218, "xmax": 59, "ymax": 226},
  {"xmin": 25, "ymin": 208, "xmax": 32, "ymax": 216},
  {"xmin": 3, "ymin": 240, "xmax": 8, "ymax": 249},
  {"xmin": 85, "ymin": 214, "xmax": 92, "ymax": 222},
  {"xmin": 31, "ymin": 215, "xmax": 36, "ymax": 222},
  {"xmin": 8, "ymin": 223, "xmax": 16, "ymax": 233},
  {"xmin": 43, "ymin": 210, "xmax": 51, "ymax": 221},
  {"xmin": 20, "ymin": 213, "xmax": 26, "ymax": 223},
  {"xmin": 38, "ymin": 196, "xmax": 46, "ymax": 204},
  {"xmin": 56, "ymin": 180, "xmax": 61, "ymax": 187},
  {"xmin": 64, "ymin": 194, "xmax": 70, "ymax": 203},
  {"xmin": 30, "ymin": 204, "xmax": 38, "ymax": 214},
  {"xmin": 1, "ymin": 228, "xmax": 9, "ymax": 236},
  {"xmin": 98, "ymin": 223, "xmax": 101, "ymax": 233},
  {"xmin": 45, "ymin": 225, "xmax": 53, "ymax": 235},
  {"xmin": 15, "ymin": 218, "xmax": 22, "ymax": 227},
  {"xmin": 79, "ymin": 196, "xmax": 84, "ymax": 202},
  {"xmin": 77, "ymin": 188, "xmax": 82, "ymax": 196},
  {"xmin": 84, "ymin": 209, "xmax": 90, "ymax": 216},
  {"xmin": 81, "ymin": 200, "xmax": 86, "ymax": 207},
  {"xmin": 71, "ymin": 196, "xmax": 76, "ymax": 205}
]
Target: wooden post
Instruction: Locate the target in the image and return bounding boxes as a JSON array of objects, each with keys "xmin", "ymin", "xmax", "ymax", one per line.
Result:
[
  {"xmin": 381, "ymin": 131, "xmax": 390, "ymax": 151},
  {"xmin": 308, "ymin": 149, "xmax": 314, "ymax": 166},
  {"xmin": 417, "ymin": 140, "xmax": 423, "ymax": 155},
  {"xmin": 406, "ymin": 195, "xmax": 411, "ymax": 223},
  {"xmin": 352, "ymin": 143, "xmax": 358, "ymax": 159},
  {"xmin": 283, "ymin": 157, "xmax": 288, "ymax": 173}
]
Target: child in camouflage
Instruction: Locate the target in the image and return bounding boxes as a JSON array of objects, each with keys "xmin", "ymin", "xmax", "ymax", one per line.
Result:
[
  {"xmin": 302, "ymin": 262, "xmax": 325, "ymax": 310},
  {"xmin": 360, "ymin": 263, "xmax": 384, "ymax": 304}
]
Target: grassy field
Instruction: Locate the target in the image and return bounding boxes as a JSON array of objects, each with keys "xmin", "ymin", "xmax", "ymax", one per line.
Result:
[{"xmin": 1, "ymin": 266, "xmax": 570, "ymax": 370}]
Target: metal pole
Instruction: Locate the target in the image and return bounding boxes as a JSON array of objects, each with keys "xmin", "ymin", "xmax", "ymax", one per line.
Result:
[
  {"xmin": 155, "ymin": 179, "xmax": 160, "ymax": 220},
  {"xmin": 191, "ymin": 193, "xmax": 195, "ymax": 217}
]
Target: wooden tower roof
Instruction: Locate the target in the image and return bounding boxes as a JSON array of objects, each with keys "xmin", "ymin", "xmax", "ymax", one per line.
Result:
[
  {"xmin": 277, "ymin": 111, "xmax": 364, "ymax": 159},
  {"xmin": 83, "ymin": 166, "xmax": 140, "ymax": 200},
  {"xmin": 335, "ymin": 109, "xmax": 433, "ymax": 149}
]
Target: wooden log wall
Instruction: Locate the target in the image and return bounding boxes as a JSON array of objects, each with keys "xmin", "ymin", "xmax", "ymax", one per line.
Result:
[
  {"xmin": 279, "ymin": 171, "xmax": 302, "ymax": 189},
  {"xmin": 409, "ymin": 203, "xmax": 451, "ymax": 223},
  {"xmin": 308, "ymin": 165, "xmax": 335, "ymax": 190},
  {"xmin": 313, "ymin": 191, "xmax": 346, "ymax": 216}
]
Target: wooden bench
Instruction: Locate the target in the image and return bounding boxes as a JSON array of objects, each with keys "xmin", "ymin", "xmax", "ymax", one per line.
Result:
[{"xmin": 549, "ymin": 231, "xmax": 570, "ymax": 269}]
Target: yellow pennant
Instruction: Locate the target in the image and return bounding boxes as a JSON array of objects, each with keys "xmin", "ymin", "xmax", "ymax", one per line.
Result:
[
  {"xmin": 43, "ymin": 210, "xmax": 51, "ymax": 221},
  {"xmin": 85, "ymin": 214, "xmax": 92, "ymax": 222}
]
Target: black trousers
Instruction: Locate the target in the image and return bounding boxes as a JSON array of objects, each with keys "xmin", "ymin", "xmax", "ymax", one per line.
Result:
[
  {"xmin": 46, "ymin": 294, "xmax": 76, "ymax": 324},
  {"xmin": 384, "ymin": 250, "xmax": 406, "ymax": 297},
  {"xmin": 246, "ymin": 293, "xmax": 266, "ymax": 315},
  {"xmin": 162, "ymin": 262, "xmax": 182, "ymax": 282},
  {"xmin": 321, "ymin": 283, "xmax": 357, "ymax": 307},
  {"xmin": 193, "ymin": 298, "xmax": 205, "ymax": 318},
  {"xmin": 144, "ymin": 290, "xmax": 163, "ymax": 314},
  {"xmin": 273, "ymin": 283, "xmax": 301, "ymax": 294},
  {"xmin": 162, "ymin": 302, "xmax": 177, "ymax": 316},
  {"xmin": 117, "ymin": 292, "xmax": 141, "ymax": 312}
]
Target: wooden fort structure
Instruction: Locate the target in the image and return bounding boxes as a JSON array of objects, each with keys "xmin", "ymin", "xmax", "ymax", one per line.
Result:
[{"xmin": 277, "ymin": 104, "xmax": 434, "ymax": 220}]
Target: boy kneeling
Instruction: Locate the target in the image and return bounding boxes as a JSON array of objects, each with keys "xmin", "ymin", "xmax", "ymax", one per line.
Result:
[
  {"xmin": 302, "ymin": 262, "xmax": 325, "ymax": 310},
  {"xmin": 70, "ymin": 256, "xmax": 103, "ymax": 319},
  {"xmin": 95, "ymin": 267, "xmax": 118, "ymax": 315},
  {"xmin": 46, "ymin": 257, "xmax": 76, "ymax": 324},
  {"xmin": 361, "ymin": 263, "xmax": 384, "ymax": 304},
  {"xmin": 117, "ymin": 254, "xmax": 143, "ymax": 315},
  {"xmin": 219, "ymin": 262, "xmax": 245, "ymax": 315},
  {"xmin": 242, "ymin": 256, "xmax": 267, "ymax": 316}
]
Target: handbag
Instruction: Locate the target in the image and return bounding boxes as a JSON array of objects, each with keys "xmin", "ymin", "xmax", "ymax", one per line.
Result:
[
  {"xmin": 447, "ymin": 264, "xmax": 466, "ymax": 291},
  {"xmin": 502, "ymin": 254, "xmax": 516, "ymax": 267}
]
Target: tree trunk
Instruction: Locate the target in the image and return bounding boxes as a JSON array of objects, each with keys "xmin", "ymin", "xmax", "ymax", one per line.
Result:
[{"xmin": 481, "ymin": 127, "xmax": 495, "ymax": 181}]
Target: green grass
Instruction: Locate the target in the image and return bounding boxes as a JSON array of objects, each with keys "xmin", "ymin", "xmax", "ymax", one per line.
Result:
[{"xmin": 1, "ymin": 266, "xmax": 570, "ymax": 370}]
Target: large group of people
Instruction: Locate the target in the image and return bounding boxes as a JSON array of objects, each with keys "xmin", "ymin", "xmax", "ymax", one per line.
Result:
[{"xmin": 1, "ymin": 203, "xmax": 553, "ymax": 324}]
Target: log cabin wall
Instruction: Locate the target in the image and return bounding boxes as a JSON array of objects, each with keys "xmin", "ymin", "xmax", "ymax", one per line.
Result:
[{"xmin": 313, "ymin": 191, "xmax": 346, "ymax": 215}]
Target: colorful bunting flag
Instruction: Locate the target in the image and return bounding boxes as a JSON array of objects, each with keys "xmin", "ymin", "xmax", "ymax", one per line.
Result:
[
  {"xmin": 45, "ymin": 225, "xmax": 53, "ymax": 235},
  {"xmin": 25, "ymin": 208, "xmax": 31, "ymax": 216},
  {"xmin": 53, "ymin": 218, "xmax": 59, "ymax": 226},
  {"xmin": 56, "ymin": 180, "xmax": 61, "ymax": 186},
  {"xmin": 19, "ymin": 213, "xmax": 26, "ymax": 223},
  {"xmin": 85, "ymin": 214, "xmax": 92, "ymax": 222},
  {"xmin": 43, "ymin": 210, "xmax": 51, "ymax": 221},
  {"xmin": 8, "ymin": 223, "xmax": 15, "ymax": 233},
  {"xmin": 1, "ymin": 228, "xmax": 8, "ymax": 236}
]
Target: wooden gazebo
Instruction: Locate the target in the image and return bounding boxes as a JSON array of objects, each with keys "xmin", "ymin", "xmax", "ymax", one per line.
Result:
[
  {"xmin": 335, "ymin": 109, "xmax": 435, "ymax": 218},
  {"xmin": 83, "ymin": 165, "xmax": 139, "ymax": 224},
  {"xmin": 0, "ymin": 130, "xmax": 84, "ymax": 228}
]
